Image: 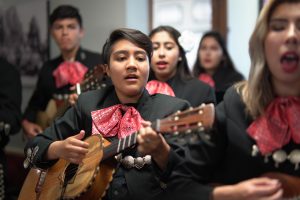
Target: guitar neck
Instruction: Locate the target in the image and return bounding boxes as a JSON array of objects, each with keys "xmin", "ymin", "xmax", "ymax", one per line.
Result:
[
  {"xmin": 101, "ymin": 104, "xmax": 214, "ymax": 161},
  {"xmin": 102, "ymin": 120, "xmax": 159, "ymax": 160},
  {"xmin": 102, "ymin": 132, "xmax": 138, "ymax": 160}
]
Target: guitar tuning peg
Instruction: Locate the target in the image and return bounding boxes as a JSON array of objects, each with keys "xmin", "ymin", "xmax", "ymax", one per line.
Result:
[
  {"xmin": 176, "ymin": 110, "xmax": 181, "ymax": 114},
  {"xmin": 174, "ymin": 116, "xmax": 179, "ymax": 121},
  {"xmin": 185, "ymin": 129, "xmax": 192, "ymax": 134},
  {"xmin": 198, "ymin": 110, "xmax": 203, "ymax": 115},
  {"xmin": 189, "ymin": 107, "xmax": 193, "ymax": 110},
  {"xmin": 197, "ymin": 122, "xmax": 202, "ymax": 127}
]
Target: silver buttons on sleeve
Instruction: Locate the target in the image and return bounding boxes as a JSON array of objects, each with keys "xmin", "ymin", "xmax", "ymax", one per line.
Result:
[
  {"xmin": 0, "ymin": 122, "xmax": 11, "ymax": 142},
  {"xmin": 23, "ymin": 146, "xmax": 39, "ymax": 169},
  {"xmin": 251, "ymin": 144, "xmax": 300, "ymax": 170},
  {"xmin": 0, "ymin": 164, "xmax": 4, "ymax": 200},
  {"xmin": 115, "ymin": 154, "xmax": 151, "ymax": 169}
]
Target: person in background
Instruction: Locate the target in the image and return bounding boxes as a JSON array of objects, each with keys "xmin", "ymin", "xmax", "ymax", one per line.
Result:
[
  {"xmin": 192, "ymin": 31, "xmax": 244, "ymax": 103},
  {"xmin": 167, "ymin": 0, "xmax": 300, "ymax": 199},
  {"xmin": 146, "ymin": 25, "xmax": 216, "ymax": 107},
  {"xmin": 0, "ymin": 58, "xmax": 22, "ymax": 200},
  {"xmin": 23, "ymin": 28, "xmax": 192, "ymax": 200},
  {"xmin": 22, "ymin": 5, "xmax": 104, "ymax": 138}
]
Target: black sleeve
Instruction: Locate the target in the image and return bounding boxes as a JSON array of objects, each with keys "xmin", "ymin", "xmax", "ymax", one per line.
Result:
[
  {"xmin": 0, "ymin": 59, "xmax": 22, "ymax": 146},
  {"xmin": 189, "ymin": 80, "xmax": 217, "ymax": 107},
  {"xmin": 161, "ymin": 101, "xmax": 229, "ymax": 200},
  {"xmin": 24, "ymin": 97, "xmax": 84, "ymax": 169},
  {"xmin": 23, "ymin": 63, "xmax": 52, "ymax": 122},
  {"xmin": 148, "ymin": 97, "xmax": 191, "ymax": 180},
  {"xmin": 204, "ymin": 83, "xmax": 217, "ymax": 105}
]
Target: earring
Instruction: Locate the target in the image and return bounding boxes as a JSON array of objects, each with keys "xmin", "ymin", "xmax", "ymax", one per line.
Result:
[{"xmin": 178, "ymin": 57, "xmax": 182, "ymax": 61}]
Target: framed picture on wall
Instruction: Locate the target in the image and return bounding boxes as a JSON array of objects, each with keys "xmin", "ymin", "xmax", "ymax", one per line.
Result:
[{"xmin": 0, "ymin": 0, "xmax": 49, "ymax": 86}]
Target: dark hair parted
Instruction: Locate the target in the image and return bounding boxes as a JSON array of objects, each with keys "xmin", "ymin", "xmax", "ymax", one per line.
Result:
[
  {"xmin": 149, "ymin": 25, "xmax": 192, "ymax": 80},
  {"xmin": 49, "ymin": 5, "xmax": 82, "ymax": 28},
  {"xmin": 102, "ymin": 28, "xmax": 153, "ymax": 65},
  {"xmin": 192, "ymin": 31, "xmax": 236, "ymax": 77}
]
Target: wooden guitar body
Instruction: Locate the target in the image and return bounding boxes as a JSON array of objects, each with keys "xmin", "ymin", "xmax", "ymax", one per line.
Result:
[
  {"xmin": 36, "ymin": 99, "xmax": 69, "ymax": 130},
  {"xmin": 263, "ymin": 172, "xmax": 300, "ymax": 199},
  {"xmin": 36, "ymin": 64, "xmax": 106, "ymax": 130},
  {"xmin": 18, "ymin": 135, "xmax": 115, "ymax": 200}
]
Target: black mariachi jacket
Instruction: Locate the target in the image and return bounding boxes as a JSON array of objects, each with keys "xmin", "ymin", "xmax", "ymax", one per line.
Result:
[
  {"xmin": 23, "ymin": 48, "xmax": 102, "ymax": 122},
  {"xmin": 0, "ymin": 58, "xmax": 22, "ymax": 148},
  {"xmin": 150, "ymin": 72, "xmax": 216, "ymax": 108},
  {"xmin": 25, "ymin": 85, "xmax": 191, "ymax": 200},
  {"xmin": 165, "ymin": 86, "xmax": 300, "ymax": 200}
]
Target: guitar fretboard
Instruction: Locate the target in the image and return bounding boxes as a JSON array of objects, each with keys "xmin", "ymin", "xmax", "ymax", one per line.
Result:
[{"xmin": 102, "ymin": 132, "xmax": 138, "ymax": 160}]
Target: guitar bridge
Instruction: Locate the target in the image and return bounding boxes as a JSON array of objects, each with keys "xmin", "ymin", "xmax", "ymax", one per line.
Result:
[{"xmin": 35, "ymin": 168, "xmax": 48, "ymax": 199}]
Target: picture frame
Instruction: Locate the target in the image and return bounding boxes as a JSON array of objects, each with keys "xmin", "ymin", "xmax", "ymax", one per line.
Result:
[{"xmin": 0, "ymin": 0, "xmax": 50, "ymax": 86}]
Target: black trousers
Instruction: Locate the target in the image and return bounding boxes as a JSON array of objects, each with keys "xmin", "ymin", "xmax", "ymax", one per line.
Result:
[{"xmin": 0, "ymin": 149, "xmax": 6, "ymax": 200}]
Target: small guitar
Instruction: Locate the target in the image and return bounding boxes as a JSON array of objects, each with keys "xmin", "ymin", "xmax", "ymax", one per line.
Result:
[
  {"xmin": 262, "ymin": 172, "xmax": 300, "ymax": 199},
  {"xmin": 36, "ymin": 64, "xmax": 106, "ymax": 130},
  {"xmin": 18, "ymin": 103, "xmax": 215, "ymax": 200}
]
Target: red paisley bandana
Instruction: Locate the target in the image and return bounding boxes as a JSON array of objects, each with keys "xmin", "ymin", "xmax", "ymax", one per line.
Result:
[
  {"xmin": 247, "ymin": 97, "xmax": 300, "ymax": 155},
  {"xmin": 198, "ymin": 73, "xmax": 215, "ymax": 88},
  {"xmin": 146, "ymin": 80, "xmax": 175, "ymax": 97},
  {"xmin": 52, "ymin": 61, "xmax": 88, "ymax": 88},
  {"xmin": 91, "ymin": 104, "xmax": 143, "ymax": 139}
]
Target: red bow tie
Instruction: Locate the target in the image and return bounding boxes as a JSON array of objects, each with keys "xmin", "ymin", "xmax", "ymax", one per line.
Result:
[
  {"xmin": 247, "ymin": 97, "xmax": 300, "ymax": 155},
  {"xmin": 91, "ymin": 104, "xmax": 143, "ymax": 139},
  {"xmin": 52, "ymin": 61, "xmax": 88, "ymax": 88},
  {"xmin": 146, "ymin": 80, "xmax": 175, "ymax": 97}
]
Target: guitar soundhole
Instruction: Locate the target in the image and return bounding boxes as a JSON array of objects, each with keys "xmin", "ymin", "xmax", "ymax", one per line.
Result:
[{"xmin": 63, "ymin": 164, "xmax": 79, "ymax": 187}]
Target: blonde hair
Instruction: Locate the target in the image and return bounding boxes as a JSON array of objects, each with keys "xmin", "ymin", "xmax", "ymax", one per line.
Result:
[{"xmin": 238, "ymin": 0, "xmax": 300, "ymax": 118}]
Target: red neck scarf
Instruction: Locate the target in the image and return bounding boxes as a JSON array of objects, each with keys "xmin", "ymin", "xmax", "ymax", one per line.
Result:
[
  {"xmin": 91, "ymin": 104, "xmax": 143, "ymax": 139},
  {"xmin": 198, "ymin": 73, "xmax": 215, "ymax": 88},
  {"xmin": 247, "ymin": 97, "xmax": 300, "ymax": 155},
  {"xmin": 146, "ymin": 80, "xmax": 175, "ymax": 97},
  {"xmin": 53, "ymin": 61, "xmax": 88, "ymax": 88}
]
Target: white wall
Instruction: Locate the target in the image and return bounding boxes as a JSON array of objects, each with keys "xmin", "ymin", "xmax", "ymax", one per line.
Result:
[
  {"xmin": 49, "ymin": 0, "xmax": 127, "ymax": 58},
  {"xmin": 227, "ymin": 0, "xmax": 259, "ymax": 79},
  {"xmin": 126, "ymin": 0, "xmax": 149, "ymax": 34},
  {"xmin": 50, "ymin": 0, "xmax": 149, "ymax": 58}
]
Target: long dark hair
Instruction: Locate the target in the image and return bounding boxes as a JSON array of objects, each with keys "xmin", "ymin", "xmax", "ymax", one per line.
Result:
[
  {"xmin": 149, "ymin": 25, "xmax": 192, "ymax": 81},
  {"xmin": 192, "ymin": 31, "xmax": 236, "ymax": 77}
]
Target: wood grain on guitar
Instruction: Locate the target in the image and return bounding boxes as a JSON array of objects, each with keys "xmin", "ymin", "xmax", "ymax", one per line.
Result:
[
  {"xmin": 36, "ymin": 64, "xmax": 106, "ymax": 130},
  {"xmin": 263, "ymin": 172, "xmax": 300, "ymax": 199},
  {"xmin": 18, "ymin": 103, "xmax": 214, "ymax": 200}
]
